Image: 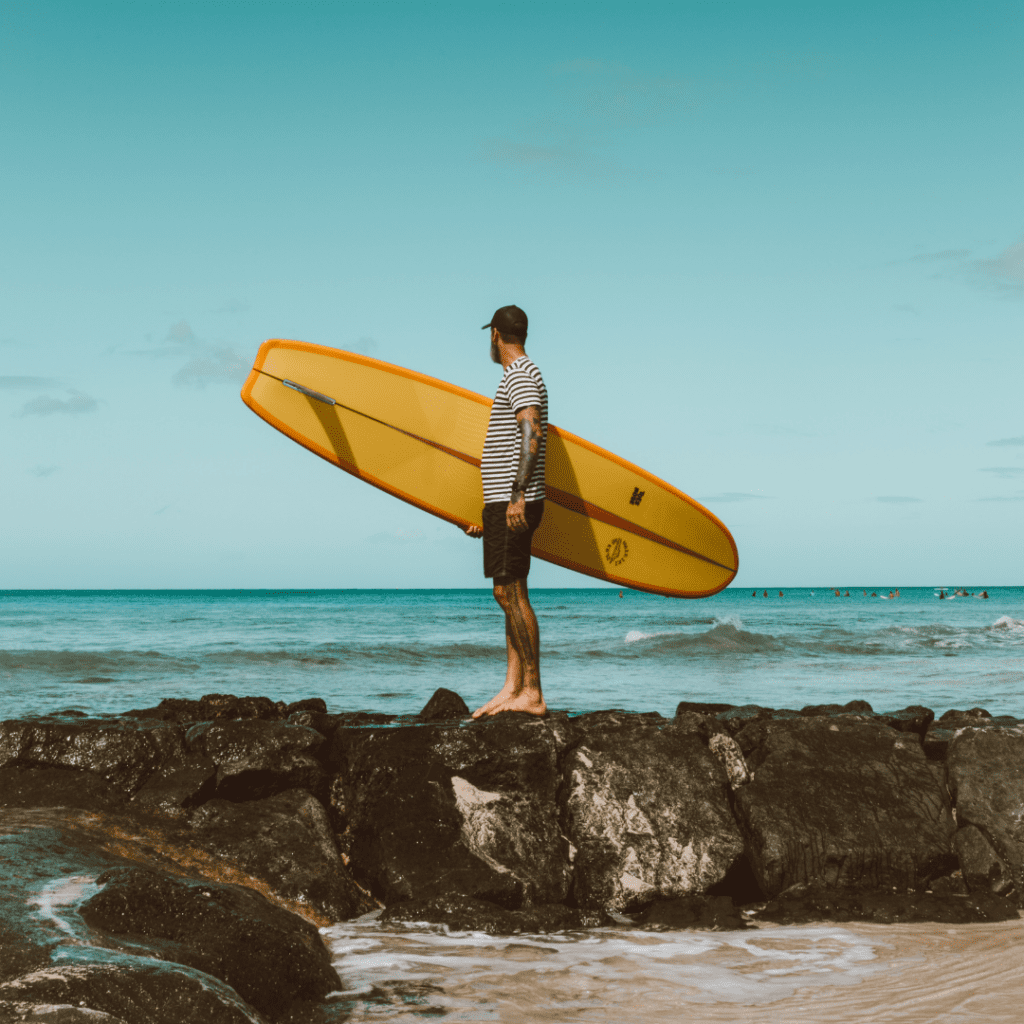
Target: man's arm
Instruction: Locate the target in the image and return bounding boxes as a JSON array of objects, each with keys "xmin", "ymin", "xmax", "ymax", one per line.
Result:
[{"xmin": 506, "ymin": 405, "xmax": 542, "ymax": 534}]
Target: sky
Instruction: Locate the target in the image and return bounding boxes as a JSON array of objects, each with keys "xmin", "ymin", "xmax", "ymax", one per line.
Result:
[{"xmin": 2, "ymin": 0, "xmax": 1022, "ymax": 590}]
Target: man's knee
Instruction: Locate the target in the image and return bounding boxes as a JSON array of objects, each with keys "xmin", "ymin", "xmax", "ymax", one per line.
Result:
[{"xmin": 492, "ymin": 576, "xmax": 524, "ymax": 607}]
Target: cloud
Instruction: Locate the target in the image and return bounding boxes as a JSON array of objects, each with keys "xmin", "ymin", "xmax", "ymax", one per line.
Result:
[
  {"xmin": 211, "ymin": 300, "xmax": 249, "ymax": 315},
  {"xmin": 988, "ymin": 436, "xmax": 1024, "ymax": 447},
  {"xmin": 351, "ymin": 337, "xmax": 379, "ymax": 356},
  {"xmin": 30, "ymin": 465, "xmax": 57, "ymax": 477},
  {"xmin": 980, "ymin": 467, "xmax": 1024, "ymax": 479},
  {"xmin": 172, "ymin": 346, "xmax": 250, "ymax": 388},
  {"xmin": 1, "ymin": 375, "xmax": 60, "ymax": 389},
  {"xmin": 876, "ymin": 496, "xmax": 922, "ymax": 503},
  {"xmin": 971, "ymin": 241, "xmax": 1024, "ymax": 292},
  {"xmin": 132, "ymin": 319, "xmax": 250, "ymax": 387},
  {"xmin": 18, "ymin": 390, "xmax": 98, "ymax": 417},
  {"xmin": 975, "ymin": 493, "xmax": 1024, "ymax": 502},
  {"xmin": 906, "ymin": 248, "xmax": 971, "ymax": 263},
  {"xmin": 698, "ymin": 492, "xmax": 772, "ymax": 502},
  {"xmin": 892, "ymin": 303, "xmax": 919, "ymax": 315}
]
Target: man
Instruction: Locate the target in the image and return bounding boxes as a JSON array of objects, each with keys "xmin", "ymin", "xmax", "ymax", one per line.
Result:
[{"xmin": 464, "ymin": 305, "xmax": 548, "ymax": 718}]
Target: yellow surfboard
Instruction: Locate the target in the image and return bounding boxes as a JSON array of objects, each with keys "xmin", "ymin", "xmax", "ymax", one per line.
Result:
[{"xmin": 241, "ymin": 340, "xmax": 738, "ymax": 597}]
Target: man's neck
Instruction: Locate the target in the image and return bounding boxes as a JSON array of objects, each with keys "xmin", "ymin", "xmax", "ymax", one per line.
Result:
[{"xmin": 499, "ymin": 344, "xmax": 527, "ymax": 369}]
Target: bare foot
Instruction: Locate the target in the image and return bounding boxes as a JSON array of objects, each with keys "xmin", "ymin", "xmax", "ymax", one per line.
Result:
[
  {"xmin": 474, "ymin": 691, "xmax": 547, "ymax": 717},
  {"xmin": 471, "ymin": 683, "xmax": 516, "ymax": 719}
]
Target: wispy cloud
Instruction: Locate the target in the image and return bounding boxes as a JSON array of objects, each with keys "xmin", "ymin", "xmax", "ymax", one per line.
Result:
[
  {"xmin": 367, "ymin": 528, "xmax": 427, "ymax": 544},
  {"xmin": 975, "ymin": 492, "xmax": 1024, "ymax": 502},
  {"xmin": 980, "ymin": 467, "xmax": 1024, "ymax": 479},
  {"xmin": 0, "ymin": 375, "xmax": 60, "ymax": 389},
  {"xmin": 18, "ymin": 390, "xmax": 98, "ymax": 417},
  {"xmin": 906, "ymin": 248, "xmax": 971, "ymax": 263},
  {"xmin": 988, "ymin": 436, "xmax": 1024, "ymax": 447},
  {"xmin": 30, "ymin": 465, "xmax": 58, "ymax": 477},
  {"xmin": 876, "ymin": 496, "xmax": 922, "ymax": 503},
  {"xmin": 699, "ymin": 492, "xmax": 772, "ymax": 502},
  {"xmin": 133, "ymin": 320, "xmax": 250, "ymax": 388},
  {"xmin": 971, "ymin": 240, "xmax": 1024, "ymax": 293}
]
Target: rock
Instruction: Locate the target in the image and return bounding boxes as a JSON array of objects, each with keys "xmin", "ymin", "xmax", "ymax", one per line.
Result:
[
  {"xmin": 187, "ymin": 789, "xmax": 377, "ymax": 921},
  {"xmin": 185, "ymin": 720, "xmax": 325, "ymax": 801},
  {"xmin": 379, "ymin": 894, "xmax": 611, "ymax": 935},
  {"xmin": 0, "ymin": 720, "xmax": 172, "ymax": 795},
  {"xmin": 125, "ymin": 694, "xmax": 288, "ymax": 725},
  {"xmin": 954, "ymin": 825, "xmax": 1013, "ymax": 895},
  {"xmin": 0, "ymin": 961, "xmax": 265, "ymax": 1024},
  {"xmin": 0, "ymin": 767, "xmax": 125, "ymax": 812},
  {"xmin": 880, "ymin": 705, "xmax": 935, "ymax": 738},
  {"xmin": 80, "ymin": 867, "xmax": 341, "ymax": 1019},
  {"xmin": 708, "ymin": 733, "xmax": 750, "ymax": 789},
  {"xmin": 924, "ymin": 712, "xmax": 1020, "ymax": 761},
  {"xmin": 674, "ymin": 702, "xmax": 735, "ymax": 717},
  {"xmin": 733, "ymin": 718, "xmax": 956, "ymax": 897},
  {"xmin": 328, "ymin": 716, "xmax": 573, "ymax": 908},
  {"xmin": 0, "ymin": 1003, "xmax": 130, "ymax": 1023},
  {"xmin": 285, "ymin": 699, "xmax": 327, "ymax": 716},
  {"xmin": 637, "ymin": 894, "xmax": 747, "ymax": 931},
  {"xmin": 287, "ymin": 710, "xmax": 333, "ymax": 736},
  {"xmin": 801, "ymin": 700, "xmax": 873, "ymax": 716},
  {"xmin": 130, "ymin": 755, "xmax": 217, "ymax": 819},
  {"xmin": 947, "ymin": 726, "xmax": 1024, "ymax": 901},
  {"xmin": 418, "ymin": 688, "xmax": 469, "ymax": 721},
  {"xmin": 559, "ymin": 712, "xmax": 745, "ymax": 912},
  {"xmin": 753, "ymin": 882, "xmax": 1019, "ymax": 925}
]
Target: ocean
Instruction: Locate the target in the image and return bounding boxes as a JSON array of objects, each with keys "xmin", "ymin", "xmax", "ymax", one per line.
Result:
[
  {"xmin": 4, "ymin": 586, "xmax": 1024, "ymax": 1020},
  {"xmin": 2, "ymin": 586, "xmax": 1023, "ymax": 720}
]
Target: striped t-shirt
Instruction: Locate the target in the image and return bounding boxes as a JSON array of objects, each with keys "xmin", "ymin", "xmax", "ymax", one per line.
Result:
[{"xmin": 481, "ymin": 356, "xmax": 548, "ymax": 504}]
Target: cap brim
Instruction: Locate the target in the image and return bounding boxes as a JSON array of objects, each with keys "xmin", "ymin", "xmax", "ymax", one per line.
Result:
[{"xmin": 481, "ymin": 323, "xmax": 492, "ymax": 330}]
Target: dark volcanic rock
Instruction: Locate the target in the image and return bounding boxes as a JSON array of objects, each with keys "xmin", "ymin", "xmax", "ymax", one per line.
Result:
[
  {"xmin": 560, "ymin": 712, "xmax": 745, "ymax": 912},
  {"xmin": 126, "ymin": 693, "xmax": 289, "ymax": 724},
  {"xmin": 924, "ymin": 710, "xmax": 1020, "ymax": 761},
  {"xmin": 947, "ymin": 726, "xmax": 1024, "ymax": 901},
  {"xmin": 0, "ymin": 961, "xmax": 261, "ymax": 1024},
  {"xmin": 674, "ymin": 702, "xmax": 735, "ymax": 717},
  {"xmin": 418, "ymin": 688, "xmax": 470, "ymax": 721},
  {"xmin": 954, "ymin": 825, "xmax": 1014, "ymax": 895},
  {"xmin": 637, "ymin": 894, "xmax": 747, "ymax": 931},
  {"xmin": 733, "ymin": 717, "xmax": 956, "ymax": 897},
  {"xmin": 0, "ymin": 719, "xmax": 175, "ymax": 795},
  {"xmin": 185, "ymin": 720, "xmax": 325, "ymax": 801},
  {"xmin": 754, "ymin": 882, "xmax": 1019, "ymax": 925},
  {"xmin": 80, "ymin": 867, "xmax": 341, "ymax": 1019},
  {"xmin": 130, "ymin": 755, "xmax": 217, "ymax": 819},
  {"xmin": 379, "ymin": 894, "xmax": 611, "ymax": 935},
  {"xmin": 187, "ymin": 789, "xmax": 377, "ymax": 921},
  {"xmin": 0, "ymin": 766, "xmax": 125, "ymax": 811},
  {"xmin": 328, "ymin": 716, "xmax": 573, "ymax": 908}
]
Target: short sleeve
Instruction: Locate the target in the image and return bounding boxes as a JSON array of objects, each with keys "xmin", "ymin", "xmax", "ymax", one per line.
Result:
[{"xmin": 505, "ymin": 369, "xmax": 542, "ymax": 413}]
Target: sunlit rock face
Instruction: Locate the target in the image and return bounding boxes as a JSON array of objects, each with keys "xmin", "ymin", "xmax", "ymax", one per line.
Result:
[{"xmin": 558, "ymin": 711, "xmax": 746, "ymax": 912}]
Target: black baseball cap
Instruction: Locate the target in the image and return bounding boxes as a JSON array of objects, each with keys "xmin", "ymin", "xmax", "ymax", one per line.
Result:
[{"xmin": 481, "ymin": 305, "xmax": 528, "ymax": 340}]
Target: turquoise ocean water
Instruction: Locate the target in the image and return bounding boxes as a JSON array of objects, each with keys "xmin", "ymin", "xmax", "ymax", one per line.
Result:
[{"xmin": 2, "ymin": 587, "xmax": 1022, "ymax": 719}]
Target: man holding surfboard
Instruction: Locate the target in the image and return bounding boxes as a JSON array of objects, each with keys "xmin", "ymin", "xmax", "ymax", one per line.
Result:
[{"xmin": 465, "ymin": 305, "xmax": 548, "ymax": 718}]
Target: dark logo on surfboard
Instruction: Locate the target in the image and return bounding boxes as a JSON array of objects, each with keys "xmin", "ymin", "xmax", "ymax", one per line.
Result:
[
  {"xmin": 605, "ymin": 538, "xmax": 629, "ymax": 566},
  {"xmin": 629, "ymin": 487, "xmax": 645, "ymax": 506}
]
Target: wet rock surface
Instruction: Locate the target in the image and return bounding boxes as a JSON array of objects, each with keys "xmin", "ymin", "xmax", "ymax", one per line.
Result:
[
  {"xmin": 753, "ymin": 882, "xmax": 1020, "ymax": 925},
  {"xmin": 79, "ymin": 867, "xmax": 341, "ymax": 1019},
  {"xmin": 637, "ymin": 894, "xmax": 748, "ymax": 931},
  {"xmin": 379, "ymin": 894, "xmax": 612, "ymax": 934},
  {"xmin": 186, "ymin": 789, "xmax": 377, "ymax": 921}
]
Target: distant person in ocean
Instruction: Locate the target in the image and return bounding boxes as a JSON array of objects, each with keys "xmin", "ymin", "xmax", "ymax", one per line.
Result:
[
  {"xmin": 763, "ymin": 590, "xmax": 768, "ymax": 598},
  {"xmin": 982, "ymin": 590, "xmax": 989, "ymax": 599},
  {"xmin": 463, "ymin": 306, "xmax": 548, "ymax": 718}
]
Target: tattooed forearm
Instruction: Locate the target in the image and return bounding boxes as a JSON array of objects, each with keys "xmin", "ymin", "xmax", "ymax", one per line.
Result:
[{"xmin": 513, "ymin": 406, "xmax": 542, "ymax": 495}]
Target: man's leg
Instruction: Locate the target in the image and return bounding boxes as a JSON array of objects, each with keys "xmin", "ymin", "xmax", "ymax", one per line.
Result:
[{"xmin": 472, "ymin": 577, "xmax": 545, "ymax": 717}]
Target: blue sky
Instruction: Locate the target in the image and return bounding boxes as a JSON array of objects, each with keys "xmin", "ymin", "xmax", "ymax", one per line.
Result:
[{"xmin": 2, "ymin": 0, "xmax": 1022, "ymax": 589}]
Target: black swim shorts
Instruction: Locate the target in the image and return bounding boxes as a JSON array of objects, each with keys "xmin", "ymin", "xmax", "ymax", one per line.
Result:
[{"xmin": 482, "ymin": 500, "xmax": 545, "ymax": 583}]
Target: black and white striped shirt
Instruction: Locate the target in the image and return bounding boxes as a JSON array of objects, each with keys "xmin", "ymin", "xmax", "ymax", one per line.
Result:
[{"xmin": 481, "ymin": 356, "xmax": 548, "ymax": 504}]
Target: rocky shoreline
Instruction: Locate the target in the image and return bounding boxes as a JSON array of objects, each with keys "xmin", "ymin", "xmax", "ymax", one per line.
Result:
[{"xmin": 2, "ymin": 691, "xmax": 1023, "ymax": 1023}]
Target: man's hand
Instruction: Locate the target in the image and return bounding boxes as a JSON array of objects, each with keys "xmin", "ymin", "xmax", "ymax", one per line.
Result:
[
  {"xmin": 506, "ymin": 491, "xmax": 528, "ymax": 533},
  {"xmin": 464, "ymin": 523, "xmax": 483, "ymax": 537}
]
